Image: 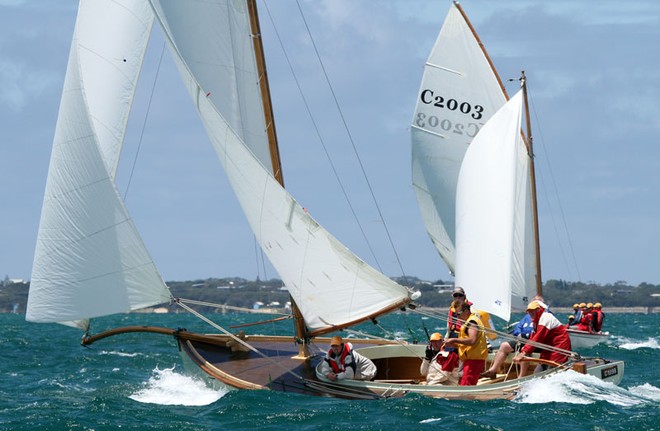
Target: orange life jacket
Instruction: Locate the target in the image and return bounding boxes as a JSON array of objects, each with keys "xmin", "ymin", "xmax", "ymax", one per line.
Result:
[{"xmin": 326, "ymin": 343, "xmax": 354, "ymax": 374}]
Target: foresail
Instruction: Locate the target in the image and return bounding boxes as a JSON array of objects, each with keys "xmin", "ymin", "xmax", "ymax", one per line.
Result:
[
  {"xmin": 26, "ymin": 0, "xmax": 171, "ymax": 328},
  {"xmin": 411, "ymin": 3, "xmax": 507, "ymax": 274},
  {"xmin": 151, "ymin": 0, "xmax": 411, "ymax": 332},
  {"xmin": 454, "ymin": 90, "xmax": 527, "ymax": 322}
]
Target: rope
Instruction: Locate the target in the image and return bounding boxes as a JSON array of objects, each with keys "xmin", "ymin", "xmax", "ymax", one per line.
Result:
[
  {"xmin": 411, "ymin": 307, "xmax": 579, "ymax": 360},
  {"xmin": 176, "ymin": 297, "xmax": 289, "ymax": 316},
  {"xmin": 293, "ymin": 0, "xmax": 407, "ymax": 277},
  {"xmin": 175, "ymin": 300, "xmax": 305, "ymax": 381}
]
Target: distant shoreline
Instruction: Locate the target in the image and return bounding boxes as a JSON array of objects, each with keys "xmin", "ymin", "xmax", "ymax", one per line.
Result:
[{"xmin": 423, "ymin": 306, "xmax": 658, "ymax": 315}]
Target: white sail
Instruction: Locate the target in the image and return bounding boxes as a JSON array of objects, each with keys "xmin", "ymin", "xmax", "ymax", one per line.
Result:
[
  {"xmin": 410, "ymin": 3, "xmax": 508, "ymax": 274},
  {"xmin": 26, "ymin": 0, "xmax": 170, "ymax": 329},
  {"xmin": 150, "ymin": 0, "xmax": 410, "ymax": 331},
  {"xmin": 149, "ymin": 0, "xmax": 273, "ymax": 174},
  {"xmin": 454, "ymin": 90, "xmax": 531, "ymax": 322}
]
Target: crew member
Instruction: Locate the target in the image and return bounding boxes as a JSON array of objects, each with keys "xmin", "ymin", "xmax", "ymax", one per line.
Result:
[
  {"xmin": 420, "ymin": 332, "xmax": 459, "ymax": 385},
  {"xmin": 321, "ymin": 336, "xmax": 377, "ymax": 381},
  {"xmin": 514, "ymin": 301, "xmax": 572, "ymax": 373}
]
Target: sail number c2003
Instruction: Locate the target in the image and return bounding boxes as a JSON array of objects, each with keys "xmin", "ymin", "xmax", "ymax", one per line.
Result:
[{"xmin": 419, "ymin": 90, "xmax": 484, "ymax": 120}]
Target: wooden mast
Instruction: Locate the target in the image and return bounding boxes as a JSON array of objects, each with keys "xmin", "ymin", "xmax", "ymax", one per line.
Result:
[
  {"xmin": 246, "ymin": 0, "xmax": 310, "ymax": 357},
  {"xmin": 520, "ymin": 71, "xmax": 543, "ymax": 295}
]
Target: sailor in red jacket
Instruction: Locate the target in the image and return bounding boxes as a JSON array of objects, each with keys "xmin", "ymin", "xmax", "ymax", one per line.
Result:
[
  {"xmin": 592, "ymin": 303, "xmax": 605, "ymax": 332},
  {"xmin": 514, "ymin": 300, "xmax": 572, "ymax": 372},
  {"xmin": 575, "ymin": 303, "xmax": 594, "ymax": 332}
]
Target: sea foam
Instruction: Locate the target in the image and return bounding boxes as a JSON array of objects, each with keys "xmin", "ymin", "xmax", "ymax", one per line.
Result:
[
  {"xmin": 129, "ymin": 366, "xmax": 229, "ymax": 406},
  {"xmin": 515, "ymin": 369, "xmax": 658, "ymax": 406}
]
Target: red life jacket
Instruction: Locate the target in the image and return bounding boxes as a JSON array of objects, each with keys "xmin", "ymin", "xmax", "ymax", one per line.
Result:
[
  {"xmin": 326, "ymin": 343, "xmax": 353, "ymax": 374},
  {"xmin": 593, "ymin": 310, "xmax": 605, "ymax": 332},
  {"xmin": 579, "ymin": 311, "xmax": 593, "ymax": 330}
]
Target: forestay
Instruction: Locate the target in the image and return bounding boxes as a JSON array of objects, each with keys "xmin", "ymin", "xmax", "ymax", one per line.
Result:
[{"xmin": 26, "ymin": 0, "xmax": 171, "ymax": 329}]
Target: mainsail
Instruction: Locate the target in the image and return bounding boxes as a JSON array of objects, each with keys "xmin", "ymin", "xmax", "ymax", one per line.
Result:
[
  {"xmin": 26, "ymin": 0, "xmax": 170, "ymax": 329},
  {"xmin": 150, "ymin": 0, "xmax": 410, "ymax": 334},
  {"xmin": 410, "ymin": 3, "xmax": 508, "ymax": 274}
]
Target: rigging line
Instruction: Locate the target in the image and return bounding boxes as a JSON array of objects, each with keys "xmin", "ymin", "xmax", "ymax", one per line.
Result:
[
  {"xmin": 175, "ymin": 300, "xmax": 306, "ymax": 380},
  {"xmin": 294, "ymin": 0, "xmax": 407, "ymax": 277},
  {"xmin": 176, "ymin": 297, "xmax": 289, "ymax": 316},
  {"xmin": 123, "ymin": 40, "xmax": 167, "ymax": 201},
  {"xmin": 341, "ymin": 327, "xmax": 426, "ymax": 360},
  {"xmin": 260, "ymin": 1, "xmax": 383, "ymax": 272},
  {"xmin": 411, "ymin": 307, "xmax": 578, "ymax": 358},
  {"xmin": 253, "ymin": 236, "xmax": 268, "ymax": 281},
  {"xmin": 526, "ymin": 85, "xmax": 582, "ymax": 281}
]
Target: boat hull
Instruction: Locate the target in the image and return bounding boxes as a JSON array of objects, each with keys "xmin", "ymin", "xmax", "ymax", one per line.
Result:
[
  {"xmin": 176, "ymin": 332, "xmax": 625, "ymax": 400},
  {"xmin": 568, "ymin": 329, "xmax": 610, "ymax": 349}
]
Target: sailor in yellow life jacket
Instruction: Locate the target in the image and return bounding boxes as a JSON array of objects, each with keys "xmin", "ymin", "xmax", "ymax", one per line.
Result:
[{"xmin": 444, "ymin": 301, "xmax": 488, "ymax": 386}]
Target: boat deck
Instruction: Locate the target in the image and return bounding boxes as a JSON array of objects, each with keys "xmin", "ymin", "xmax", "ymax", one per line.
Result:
[{"xmin": 178, "ymin": 333, "xmax": 406, "ymax": 398}]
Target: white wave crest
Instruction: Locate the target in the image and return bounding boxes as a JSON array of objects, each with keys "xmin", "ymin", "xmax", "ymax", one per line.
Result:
[
  {"xmin": 616, "ymin": 337, "xmax": 659, "ymax": 350},
  {"xmin": 515, "ymin": 370, "xmax": 658, "ymax": 406},
  {"xmin": 99, "ymin": 350, "xmax": 142, "ymax": 357},
  {"xmin": 129, "ymin": 366, "xmax": 229, "ymax": 406}
]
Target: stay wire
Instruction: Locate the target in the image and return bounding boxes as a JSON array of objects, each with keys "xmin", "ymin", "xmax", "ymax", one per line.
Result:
[
  {"xmin": 123, "ymin": 40, "xmax": 167, "ymax": 201},
  {"xmin": 294, "ymin": 0, "xmax": 407, "ymax": 278},
  {"xmin": 260, "ymin": 1, "xmax": 384, "ymax": 273},
  {"xmin": 411, "ymin": 307, "xmax": 578, "ymax": 359},
  {"xmin": 175, "ymin": 300, "xmax": 306, "ymax": 380},
  {"xmin": 525, "ymin": 84, "xmax": 582, "ymax": 281}
]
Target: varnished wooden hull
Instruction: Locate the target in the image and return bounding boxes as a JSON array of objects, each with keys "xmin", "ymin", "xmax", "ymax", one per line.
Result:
[{"xmin": 175, "ymin": 331, "xmax": 625, "ymax": 400}]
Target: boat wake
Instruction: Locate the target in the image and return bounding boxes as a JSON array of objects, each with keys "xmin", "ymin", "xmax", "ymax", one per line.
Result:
[
  {"xmin": 614, "ymin": 336, "xmax": 659, "ymax": 350},
  {"xmin": 129, "ymin": 366, "xmax": 229, "ymax": 406},
  {"xmin": 515, "ymin": 370, "xmax": 659, "ymax": 406}
]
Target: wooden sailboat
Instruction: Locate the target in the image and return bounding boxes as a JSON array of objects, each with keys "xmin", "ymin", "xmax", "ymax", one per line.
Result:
[{"xmin": 26, "ymin": 0, "xmax": 623, "ymax": 400}]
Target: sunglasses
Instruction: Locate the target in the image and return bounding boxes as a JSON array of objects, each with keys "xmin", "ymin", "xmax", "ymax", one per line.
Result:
[{"xmin": 452, "ymin": 293, "xmax": 465, "ymax": 298}]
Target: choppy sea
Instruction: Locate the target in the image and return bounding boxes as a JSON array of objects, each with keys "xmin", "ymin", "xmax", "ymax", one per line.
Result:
[{"xmin": 1, "ymin": 311, "xmax": 658, "ymax": 430}]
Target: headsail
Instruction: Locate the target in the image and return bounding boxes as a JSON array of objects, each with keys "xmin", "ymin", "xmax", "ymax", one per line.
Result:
[
  {"xmin": 150, "ymin": 0, "xmax": 410, "ymax": 333},
  {"xmin": 26, "ymin": 0, "xmax": 170, "ymax": 329},
  {"xmin": 454, "ymin": 90, "xmax": 535, "ymax": 321},
  {"xmin": 410, "ymin": 3, "xmax": 508, "ymax": 274}
]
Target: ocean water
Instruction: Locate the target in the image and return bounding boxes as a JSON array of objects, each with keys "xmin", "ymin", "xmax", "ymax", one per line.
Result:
[{"xmin": 1, "ymin": 312, "xmax": 658, "ymax": 431}]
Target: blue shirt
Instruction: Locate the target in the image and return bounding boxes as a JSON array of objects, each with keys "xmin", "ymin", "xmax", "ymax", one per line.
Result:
[{"xmin": 512, "ymin": 314, "xmax": 534, "ymax": 339}]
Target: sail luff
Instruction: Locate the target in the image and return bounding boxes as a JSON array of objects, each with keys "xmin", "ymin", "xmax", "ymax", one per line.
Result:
[
  {"xmin": 521, "ymin": 71, "xmax": 543, "ymax": 295},
  {"xmin": 246, "ymin": 0, "xmax": 309, "ymax": 348},
  {"xmin": 246, "ymin": 0, "xmax": 284, "ymax": 185},
  {"xmin": 452, "ymin": 1, "xmax": 508, "ymax": 99}
]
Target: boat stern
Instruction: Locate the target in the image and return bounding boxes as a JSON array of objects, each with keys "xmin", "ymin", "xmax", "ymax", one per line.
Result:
[{"xmin": 573, "ymin": 358, "xmax": 625, "ymax": 386}]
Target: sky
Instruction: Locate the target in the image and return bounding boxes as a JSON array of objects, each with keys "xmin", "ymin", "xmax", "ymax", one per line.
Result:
[{"xmin": 1, "ymin": 0, "xmax": 659, "ymax": 286}]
